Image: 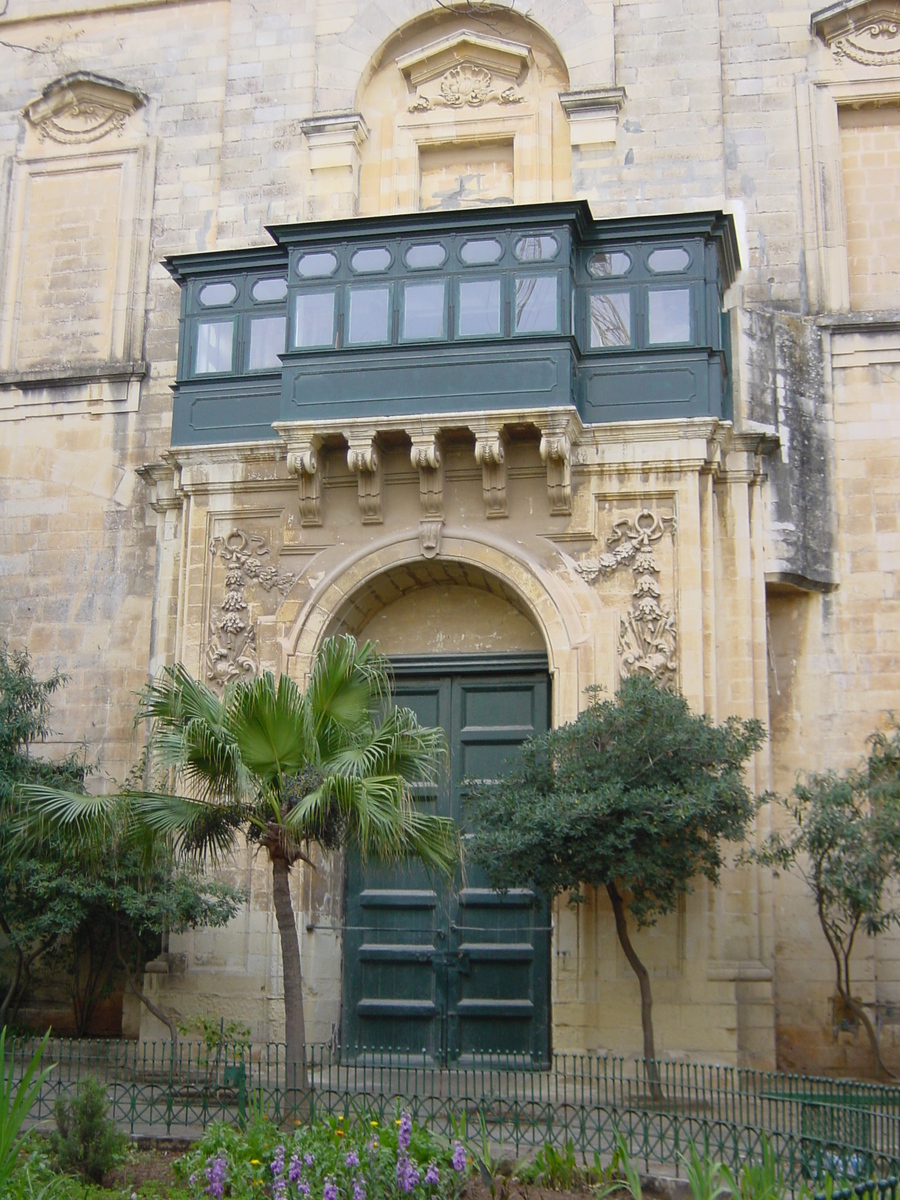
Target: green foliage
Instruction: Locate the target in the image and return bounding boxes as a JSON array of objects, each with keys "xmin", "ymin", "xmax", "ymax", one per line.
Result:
[
  {"xmin": 720, "ymin": 1137, "xmax": 789, "ymax": 1200},
  {"xmin": 517, "ymin": 1139, "xmax": 581, "ymax": 1190},
  {"xmin": 749, "ymin": 724, "xmax": 900, "ymax": 1074},
  {"xmin": 177, "ymin": 1015, "xmax": 252, "ymax": 1056},
  {"xmin": 597, "ymin": 1133, "xmax": 644, "ymax": 1200},
  {"xmin": 49, "ymin": 1077, "xmax": 126, "ymax": 1184},
  {"xmin": 465, "ymin": 674, "xmax": 765, "ymax": 924},
  {"xmin": 175, "ymin": 1110, "xmax": 457, "ymax": 1200},
  {"xmin": 681, "ymin": 1142, "xmax": 731, "ymax": 1200},
  {"xmin": 0, "ymin": 1027, "xmax": 55, "ymax": 1194}
]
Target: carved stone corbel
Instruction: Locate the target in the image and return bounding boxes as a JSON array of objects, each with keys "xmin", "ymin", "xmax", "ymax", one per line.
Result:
[
  {"xmin": 473, "ymin": 429, "xmax": 508, "ymax": 518},
  {"xmin": 539, "ymin": 422, "xmax": 573, "ymax": 516},
  {"xmin": 346, "ymin": 433, "xmax": 383, "ymax": 523},
  {"xmin": 286, "ymin": 435, "xmax": 323, "ymax": 527},
  {"xmin": 410, "ymin": 433, "xmax": 443, "ymax": 521}
]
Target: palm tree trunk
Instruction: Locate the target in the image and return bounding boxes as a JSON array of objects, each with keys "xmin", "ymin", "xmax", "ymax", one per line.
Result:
[
  {"xmin": 607, "ymin": 881, "xmax": 661, "ymax": 1099},
  {"xmin": 271, "ymin": 856, "xmax": 308, "ymax": 1100}
]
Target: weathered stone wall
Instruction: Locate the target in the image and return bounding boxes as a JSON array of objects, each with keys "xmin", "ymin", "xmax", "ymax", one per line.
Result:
[{"xmin": 3, "ymin": 0, "xmax": 900, "ymax": 1072}]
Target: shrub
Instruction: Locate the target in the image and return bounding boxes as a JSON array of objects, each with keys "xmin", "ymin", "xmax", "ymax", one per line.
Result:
[{"xmin": 49, "ymin": 1076, "xmax": 126, "ymax": 1184}]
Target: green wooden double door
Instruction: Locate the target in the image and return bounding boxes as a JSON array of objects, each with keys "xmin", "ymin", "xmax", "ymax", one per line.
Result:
[{"xmin": 342, "ymin": 656, "xmax": 551, "ymax": 1064}]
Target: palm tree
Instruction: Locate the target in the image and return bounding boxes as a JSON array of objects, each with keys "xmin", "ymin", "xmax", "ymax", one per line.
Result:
[{"xmin": 15, "ymin": 636, "xmax": 457, "ymax": 1089}]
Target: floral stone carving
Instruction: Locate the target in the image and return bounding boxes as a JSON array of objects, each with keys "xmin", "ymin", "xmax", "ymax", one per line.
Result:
[
  {"xmin": 409, "ymin": 65, "xmax": 524, "ymax": 112},
  {"xmin": 206, "ymin": 530, "xmax": 295, "ymax": 686},
  {"xmin": 575, "ymin": 509, "xmax": 678, "ymax": 684}
]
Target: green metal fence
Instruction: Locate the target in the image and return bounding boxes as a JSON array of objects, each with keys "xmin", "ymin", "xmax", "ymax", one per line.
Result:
[{"xmin": 9, "ymin": 1039, "xmax": 900, "ymax": 1185}]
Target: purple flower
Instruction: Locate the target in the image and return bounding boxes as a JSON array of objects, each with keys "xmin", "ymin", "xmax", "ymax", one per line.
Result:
[
  {"xmin": 397, "ymin": 1156, "xmax": 420, "ymax": 1193},
  {"xmin": 189, "ymin": 1174, "xmax": 197, "ymax": 1187},
  {"xmin": 452, "ymin": 1142, "xmax": 467, "ymax": 1174},
  {"xmin": 397, "ymin": 1111, "xmax": 413, "ymax": 1154},
  {"xmin": 204, "ymin": 1155, "xmax": 228, "ymax": 1200},
  {"xmin": 274, "ymin": 1182, "xmax": 287, "ymax": 1200},
  {"xmin": 304, "ymin": 1152, "xmax": 316, "ymax": 1167},
  {"xmin": 271, "ymin": 1146, "xmax": 286, "ymax": 1176},
  {"xmin": 324, "ymin": 1179, "xmax": 339, "ymax": 1200},
  {"xmin": 353, "ymin": 1177, "xmax": 367, "ymax": 1200},
  {"xmin": 297, "ymin": 1182, "xmax": 311, "ymax": 1196},
  {"xmin": 425, "ymin": 1162, "xmax": 440, "ymax": 1186},
  {"xmin": 346, "ymin": 1151, "xmax": 360, "ymax": 1168},
  {"xmin": 288, "ymin": 1155, "xmax": 304, "ymax": 1185}
]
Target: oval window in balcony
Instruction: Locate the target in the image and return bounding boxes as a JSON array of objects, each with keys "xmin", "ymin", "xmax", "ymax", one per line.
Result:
[
  {"xmin": 647, "ymin": 247, "xmax": 690, "ymax": 273},
  {"xmin": 514, "ymin": 234, "xmax": 559, "ymax": 262},
  {"xmin": 198, "ymin": 281, "xmax": 237, "ymax": 307},
  {"xmin": 460, "ymin": 238, "xmax": 503, "ymax": 266},
  {"xmin": 588, "ymin": 252, "xmax": 631, "ymax": 278},
  {"xmin": 351, "ymin": 246, "xmax": 392, "ymax": 273},
  {"xmin": 405, "ymin": 243, "xmax": 448, "ymax": 270},
  {"xmin": 296, "ymin": 251, "xmax": 338, "ymax": 278},
  {"xmin": 251, "ymin": 277, "xmax": 288, "ymax": 303}
]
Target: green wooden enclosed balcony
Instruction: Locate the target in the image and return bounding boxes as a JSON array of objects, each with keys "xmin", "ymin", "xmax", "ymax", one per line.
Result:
[{"xmin": 165, "ymin": 202, "xmax": 738, "ymax": 447}]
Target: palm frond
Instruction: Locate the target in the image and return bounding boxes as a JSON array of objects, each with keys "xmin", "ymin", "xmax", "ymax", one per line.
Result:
[{"xmin": 225, "ymin": 671, "xmax": 316, "ymax": 783}]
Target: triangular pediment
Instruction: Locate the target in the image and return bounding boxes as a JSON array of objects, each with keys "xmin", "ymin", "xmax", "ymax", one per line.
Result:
[
  {"xmin": 397, "ymin": 29, "xmax": 530, "ymax": 88},
  {"xmin": 24, "ymin": 73, "xmax": 145, "ymax": 145},
  {"xmin": 812, "ymin": 0, "xmax": 900, "ymax": 64}
]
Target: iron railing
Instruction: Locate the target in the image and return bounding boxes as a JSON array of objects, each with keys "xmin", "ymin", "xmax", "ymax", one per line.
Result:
[{"xmin": 9, "ymin": 1039, "xmax": 900, "ymax": 1185}]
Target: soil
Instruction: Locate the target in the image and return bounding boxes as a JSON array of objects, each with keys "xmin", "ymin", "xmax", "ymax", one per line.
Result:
[{"xmin": 103, "ymin": 1148, "xmax": 187, "ymax": 1196}]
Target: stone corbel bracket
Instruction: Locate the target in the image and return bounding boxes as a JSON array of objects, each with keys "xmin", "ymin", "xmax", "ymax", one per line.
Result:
[
  {"xmin": 410, "ymin": 430, "xmax": 444, "ymax": 559},
  {"xmin": 472, "ymin": 427, "xmax": 508, "ymax": 518},
  {"xmin": 346, "ymin": 432, "xmax": 383, "ymax": 523},
  {"xmin": 539, "ymin": 413, "xmax": 580, "ymax": 516},
  {"xmin": 286, "ymin": 434, "xmax": 323, "ymax": 527}
]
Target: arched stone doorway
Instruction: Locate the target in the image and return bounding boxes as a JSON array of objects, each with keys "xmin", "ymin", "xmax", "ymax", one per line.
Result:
[{"xmin": 294, "ymin": 556, "xmax": 556, "ymax": 1063}]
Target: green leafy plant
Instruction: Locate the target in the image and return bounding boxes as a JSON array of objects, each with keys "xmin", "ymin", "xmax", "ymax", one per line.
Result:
[
  {"xmin": 597, "ymin": 1133, "xmax": 643, "ymax": 1200},
  {"xmin": 0, "ymin": 1027, "xmax": 55, "ymax": 1195},
  {"xmin": 49, "ymin": 1075, "xmax": 126, "ymax": 1184},
  {"xmin": 721, "ymin": 1137, "xmax": 788, "ymax": 1200},
  {"xmin": 681, "ymin": 1142, "xmax": 730, "ymax": 1200},
  {"xmin": 519, "ymin": 1139, "xmax": 581, "ymax": 1190}
]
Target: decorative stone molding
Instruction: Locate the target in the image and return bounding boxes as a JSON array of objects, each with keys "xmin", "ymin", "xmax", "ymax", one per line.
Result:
[
  {"xmin": 575, "ymin": 509, "xmax": 678, "ymax": 684},
  {"xmin": 24, "ymin": 73, "xmax": 145, "ymax": 145},
  {"xmin": 399, "ymin": 30, "xmax": 529, "ymax": 114},
  {"xmin": 559, "ymin": 87, "xmax": 626, "ymax": 149},
  {"xmin": 286, "ymin": 434, "xmax": 323, "ymax": 527},
  {"xmin": 473, "ymin": 428, "xmax": 508, "ymax": 519},
  {"xmin": 418, "ymin": 519, "xmax": 443, "ymax": 560},
  {"xmin": 539, "ymin": 414, "xmax": 579, "ymax": 516},
  {"xmin": 409, "ymin": 432, "xmax": 444, "ymax": 521},
  {"xmin": 206, "ymin": 529, "xmax": 295, "ymax": 686},
  {"xmin": 346, "ymin": 433, "xmax": 383, "ymax": 524},
  {"xmin": 812, "ymin": 0, "xmax": 900, "ymax": 63}
]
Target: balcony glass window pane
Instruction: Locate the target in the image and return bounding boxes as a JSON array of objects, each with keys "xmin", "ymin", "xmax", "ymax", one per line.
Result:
[
  {"xmin": 514, "ymin": 234, "xmax": 559, "ymax": 262},
  {"xmin": 351, "ymin": 246, "xmax": 391, "ymax": 273},
  {"xmin": 648, "ymin": 247, "xmax": 690, "ymax": 273},
  {"xmin": 648, "ymin": 288, "xmax": 691, "ymax": 343},
  {"xmin": 590, "ymin": 292, "xmax": 632, "ymax": 347},
  {"xmin": 198, "ymin": 281, "xmax": 237, "ymax": 307},
  {"xmin": 296, "ymin": 251, "xmax": 338, "ymax": 278},
  {"xmin": 348, "ymin": 286, "xmax": 390, "ymax": 344},
  {"xmin": 403, "ymin": 281, "xmax": 445, "ymax": 340},
  {"xmin": 251, "ymin": 277, "xmax": 287, "ymax": 303},
  {"xmin": 460, "ymin": 238, "xmax": 503, "ymax": 265},
  {"xmin": 294, "ymin": 291, "xmax": 335, "ymax": 347},
  {"xmin": 195, "ymin": 320, "xmax": 234, "ymax": 373},
  {"xmin": 589, "ymin": 252, "xmax": 632, "ymax": 278},
  {"xmin": 248, "ymin": 315, "xmax": 286, "ymax": 370},
  {"xmin": 405, "ymin": 242, "xmax": 447, "ymax": 270},
  {"xmin": 514, "ymin": 275, "xmax": 558, "ymax": 333},
  {"xmin": 458, "ymin": 278, "xmax": 501, "ymax": 337}
]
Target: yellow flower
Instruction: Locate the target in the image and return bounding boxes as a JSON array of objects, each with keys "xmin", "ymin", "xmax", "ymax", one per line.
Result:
[
  {"xmin": 250, "ymin": 1159, "xmax": 260, "ymax": 1165},
  {"xmin": 395, "ymin": 1119, "xmax": 402, "ymax": 1126},
  {"xmin": 370, "ymin": 1120, "xmax": 378, "ymax": 1127},
  {"xmin": 335, "ymin": 1129, "xmax": 344, "ymax": 1137},
  {"xmin": 338, "ymin": 1115, "xmax": 344, "ymax": 1121}
]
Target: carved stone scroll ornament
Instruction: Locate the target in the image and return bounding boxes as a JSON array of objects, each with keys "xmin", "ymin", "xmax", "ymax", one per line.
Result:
[
  {"xmin": 409, "ymin": 65, "xmax": 524, "ymax": 113},
  {"xmin": 539, "ymin": 430, "xmax": 573, "ymax": 517},
  {"xmin": 575, "ymin": 509, "xmax": 678, "ymax": 684},
  {"xmin": 25, "ymin": 76, "xmax": 145, "ymax": 145},
  {"xmin": 205, "ymin": 530, "xmax": 295, "ymax": 687},
  {"xmin": 473, "ymin": 430, "xmax": 508, "ymax": 519},
  {"xmin": 346, "ymin": 434, "xmax": 383, "ymax": 524},
  {"xmin": 286, "ymin": 436, "xmax": 323, "ymax": 527},
  {"xmin": 813, "ymin": 1, "xmax": 900, "ymax": 64},
  {"xmin": 832, "ymin": 20, "xmax": 900, "ymax": 63},
  {"xmin": 410, "ymin": 434, "xmax": 444, "ymax": 559}
]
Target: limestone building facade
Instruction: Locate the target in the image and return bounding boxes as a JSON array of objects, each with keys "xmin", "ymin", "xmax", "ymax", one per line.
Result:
[{"xmin": 2, "ymin": 0, "xmax": 900, "ymax": 1072}]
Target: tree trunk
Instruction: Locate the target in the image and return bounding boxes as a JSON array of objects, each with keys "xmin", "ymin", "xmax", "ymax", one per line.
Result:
[
  {"xmin": 607, "ymin": 881, "xmax": 660, "ymax": 1097},
  {"xmin": 114, "ymin": 921, "xmax": 179, "ymax": 1048},
  {"xmin": 271, "ymin": 854, "xmax": 308, "ymax": 1102}
]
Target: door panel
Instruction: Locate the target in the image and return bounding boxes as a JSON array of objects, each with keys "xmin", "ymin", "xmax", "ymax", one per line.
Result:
[{"xmin": 342, "ymin": 662, "xmax": 549, "ymax": 1063}]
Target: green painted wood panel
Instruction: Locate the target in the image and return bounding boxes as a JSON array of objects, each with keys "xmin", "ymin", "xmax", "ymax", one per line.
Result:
[{"xmin": 342, "ymin": 662, "xmax": 550, "ymax": 1064}]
